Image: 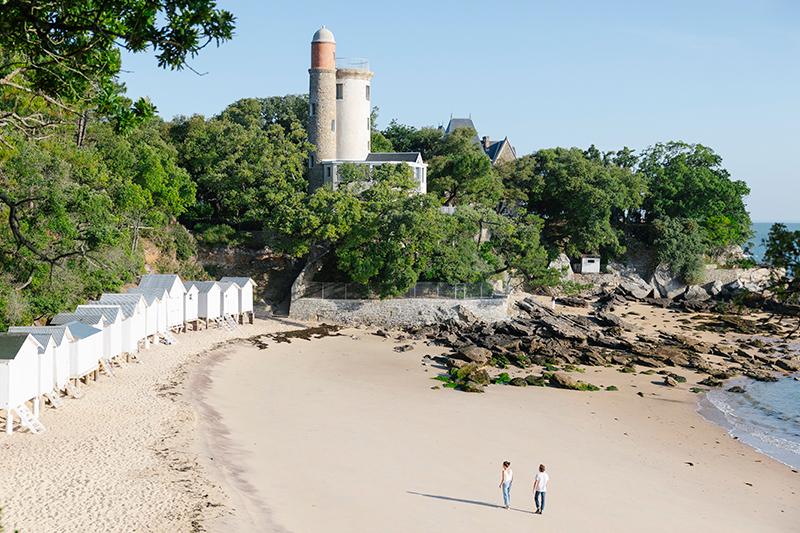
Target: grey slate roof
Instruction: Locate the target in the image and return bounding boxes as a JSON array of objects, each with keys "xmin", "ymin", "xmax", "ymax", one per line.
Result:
[
  {"xmin": 76, "ymin": 304, "xmax": 122, "ymax": 323},
  {"xmin": 62, "ymin": 321, "xmax": 102, "ymax": 340},
  {"xmin": 0, "ymin": 332, "xmax": 34, "ymax": 360},
  {"xmin": 139, "ymin": 274, "xmax": 185, "ymax": 295},
  {"xmin": 218, "ymin": 281, "xmax": 237, "ymax": 293},
  {"xmin": 98, "ymin": 294, "xmax": 145, "ymax": 319},
  {"xmin": 365, "ymin": 152, "xmax": 423, "ymax": 163},
  {"xmin": 219, "ymin": 277, "xmax": 257, "ymax": 288},
  {"xmin": 185, "ymin": 281, "xmax": 220, "ymax": 294},
  {"xmin": 8, "ymin": 325, "xmax": 71, "ymax": 346},
  {"xmin": 51, "ymin": 309, "xmax": 108, "ymax": 327},
  {"xmin": 128, "ymin": 287, "xmax": 167, "ymax": 304},
  {"xmin": 445, "ymin": 118, "xmax": 480, "ymax": 144}
]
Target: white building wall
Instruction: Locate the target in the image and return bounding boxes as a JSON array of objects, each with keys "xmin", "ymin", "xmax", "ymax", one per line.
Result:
[{"xmin": 335, "ymin": 73, "xmax": 372, "ymax": 161}]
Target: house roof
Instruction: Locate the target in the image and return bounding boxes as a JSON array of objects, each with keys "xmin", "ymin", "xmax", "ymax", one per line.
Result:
[
  {"xmin": 8, "ymin": 325, "xmax": 73, "ymax": 346},
  {"xmin": 0, "ymin": 333, "xmax": 37, "ymax": 360},
  {"xmin": 445, "ymin": 118, "xmax": 478, "ymax": 137},
  {"xmin": 29, "ymin": 333, "xmax": 55, "ymax": 353},
  {"xmin": 98, "ymin": 294, "xmax": 144, "ymax": 318},
  {"xmin": 62, "ymin": 321, "xmax": 102, "ymax": 340},
  {"xmin": 218, "ymin": 281, "xmax": 238, "ymax": 293},
  {"xmin": 139, "ymin": 274, "xmax": 185, "ymax": 296},
  {"xmin": 365, "ymin": 152, "xmax": 423, "ymax": 163},
  {"xmin": 219, "ymin": 277, "xmax": 257, "ymax": 288},
  {"xmin": 128, "ymin": 287, "xmax": 167, "ymax": 304},
  {"xmin": 51, "ymin": 309, "xmax": 108, "ymax": 327},
  {"xmin": 77, "ymin": 304, "xmax": 123, "ymax": 323},
  {"xmin": 186, "ymin": 281, "xmax": 221, "ymax": 294}
]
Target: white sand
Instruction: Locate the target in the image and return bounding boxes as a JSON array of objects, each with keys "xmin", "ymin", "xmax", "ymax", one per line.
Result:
[
  {"xmin": 197, "ymin": 328, "xmax": 800, "ymax": 533},
  {"xmin": 0, "ymin": 318, "xmax": 303, "ymax": 533}
]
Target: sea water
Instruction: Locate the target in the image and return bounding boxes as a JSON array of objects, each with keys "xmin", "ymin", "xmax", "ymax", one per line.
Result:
[{"xmin": 699, "ymin": 222, "xmax": 800, "ymax": 468}]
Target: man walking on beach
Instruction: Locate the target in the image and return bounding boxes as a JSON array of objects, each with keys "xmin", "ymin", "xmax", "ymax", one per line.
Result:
[
  {"xmin": 533, "ymin": 464, "xmax": 549, "ymax": 514},
  {"xmin": 499, "ymin": 461, "xmax": 513, "ymax": 509}
]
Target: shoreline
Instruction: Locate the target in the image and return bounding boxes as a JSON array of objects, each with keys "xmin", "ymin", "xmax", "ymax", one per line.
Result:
[{"xmin": 193, "ymin": 326, "xmax": 800, "ymax": 532}]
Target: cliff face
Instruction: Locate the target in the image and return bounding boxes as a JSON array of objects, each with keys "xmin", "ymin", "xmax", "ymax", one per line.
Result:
[{"xmin": 196, "ymin": 245, "xmax": 304, "ymax": 314}]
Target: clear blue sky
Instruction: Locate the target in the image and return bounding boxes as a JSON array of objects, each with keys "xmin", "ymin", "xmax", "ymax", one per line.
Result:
[{"xmin": 119, "ymin": 0, "xmax": 799, "ymax": 222}]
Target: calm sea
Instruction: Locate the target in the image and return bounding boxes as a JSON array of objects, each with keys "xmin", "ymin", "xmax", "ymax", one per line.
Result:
[{"xmin": 700, "ymin": 221, "xmax": 800, "ymax": 468}]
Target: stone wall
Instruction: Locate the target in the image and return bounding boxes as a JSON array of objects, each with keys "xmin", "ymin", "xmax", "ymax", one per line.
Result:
[{"xmin": 289, "ymin": 296, "xmax": 511, "ymax": 328}]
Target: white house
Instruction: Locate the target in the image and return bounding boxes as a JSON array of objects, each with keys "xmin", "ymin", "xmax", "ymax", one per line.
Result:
[
  {"xmin": 60, "ymin": 322, "xmax": 103, "ymax": 380},
  {"xmin": 185, "ymin": 281, "xmax": 221, "ymax": 325},
  {"xmin": 183, "ymin": 283, "xmax": 199, "ymax": 328},
  {"xmin": 580, "ymin": 256, "xmax": 601, "ymax": 274},
  {"xmin": 219, "ymin": 277, "xmax": 256, "ymax": 323},
  {"xmin": 9, "ymin": 326, "xmax": 74, "ymax": 393},
  {"xmin": 0, "ymin": 333, "xmax": 43, "ymax": 432},
  {"xmin": 138, "ymin": 274, "xmax": 187, "ymax": 331},
  {"xmin": 218, "ymin": 281, "xmax": 240, "ymax": 318},
  {"xmin": 128, "ymin": 287, "xmax": 169, "ymax": 336},
  {"xmin": 99, "ymin": 293, "xmax": 148, "ymax": 352}
]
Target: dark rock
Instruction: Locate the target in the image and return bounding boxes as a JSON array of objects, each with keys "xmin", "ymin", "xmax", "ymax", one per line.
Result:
[
  {"xmin": 776, "ymin": 358, "xmax": 800, "ymax": 372},
  {"xmin": 635, "ymin": 356, "xmax": 665, "ymax": 368},
  {"xmin": 550, "ymin": 372, "xmax": 579, "ymax": 389},
  {"xmin": 742, "ymin": 369, "xmax": 779, "ymax": 382},
  {"xmin": 525, "ymin": 374, "xmax": 548, "ymax": 387},
  {"xmin": 663, "ymin": 375, "xmax": 678, "ymax": 387},
  {"xmin": 509, "ymin": 377, "xmax": 528, "ymax": 387},
  {"xmin": 727, "ymin": 385, "xmax": 746, "ymax": 393},
  {"xmin": 461, "ymin": 380, "xmax": 485, "ymax": 393},
  {"xmin": 698, "ymin": 376, "xmax": 722, "ymax": 387},
  {"xmin": 455, "ymin": 344, "xmax": 492, "ymax": 365},
  {"xmin": 393, "ymin": 344, "xmax": 413, "ymax": 352},
  {"xmin": 556, "ymin": 296, "xmax": 589, "ymax": 308}
]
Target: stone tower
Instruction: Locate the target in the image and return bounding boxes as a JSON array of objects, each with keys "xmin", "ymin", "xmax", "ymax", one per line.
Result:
[{"xmin": 308, "ymin": 26, "xmax": 337, "ymax": 171}]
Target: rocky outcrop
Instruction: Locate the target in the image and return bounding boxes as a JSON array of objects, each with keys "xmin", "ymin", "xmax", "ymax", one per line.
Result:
[
  {"xmin": 549, "ymin": 253, "xmax": 574, "ymax": 281},
  {"xmin": 652, "ymin": 265, "xmax": 687, "ymax": 300}
]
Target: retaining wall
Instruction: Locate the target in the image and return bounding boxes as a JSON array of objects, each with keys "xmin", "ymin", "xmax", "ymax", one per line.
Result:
[{"xmin": 289, "ymin": 296, "xmax": 510, "ymax": 328}]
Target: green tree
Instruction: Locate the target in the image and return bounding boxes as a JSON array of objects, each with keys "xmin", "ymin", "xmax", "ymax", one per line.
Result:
[
  {"xmin": 652, "ymin": 217, "xmax": 707, "ymax": 284},
  {"xmin": 427, "ymin": 127, "xmax": 502, "ymax": 207},
  {"xmin": 0, "ymin": 0, "xmax": 235, "ymax": 142},
  {"xmin": 639, "ymin": 142, "xmax": 751, "ymax": 248},
  {"xmin": 382, "ymin": 120, "xmax": 443, "ymax": 160}
]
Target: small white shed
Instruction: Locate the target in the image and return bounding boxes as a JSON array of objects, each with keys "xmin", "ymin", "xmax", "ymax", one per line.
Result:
[
  {"xmin": 29, "ymin": 333, "xmax": 56, "ymax": 407},
  {"xmin": 220, "ymin": 277, "xmax": 256, "ymax": 323},
  {"xmin": 186, "ymin": 281, "xmax": 221, "ymax": 322},
  {"xmin": 218, "ymin": 281, "xmax": 239, "ymax": 317},
  {"xmin": 0, "ymin": 333, "xmax": 43, "ymax": 413},
  {"xmin": 580, "ymin": 256, "xmax": 601, "ymax": 274},
  {"xmin": 52, "ymin": 307, "xmax": 123, "ymax": 362},
  {"xmin": 138, "ymin": 274, "xmax": 187, "ymax": 330},
  {"xmin": 61, "ymin": 322, "xmax": 103, "ymax": 379},
  {"xmin": 183, "ymin": 283, "xmax": 199, "ymax": 325},
  {"xmin": 9, "ymin": 326, "xmax": 74, "ymax": 392},
  {"xmin": 129, "ymin": 287, "xmax": 169, "ymax": 335},
  {"xmin": 99, "ymin": 293, "xmax": 148, "ymax": 352}
]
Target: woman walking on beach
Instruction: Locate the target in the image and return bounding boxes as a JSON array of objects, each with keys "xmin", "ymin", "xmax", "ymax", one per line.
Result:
[
  {"xmin": 533, "ymin": 464, "xmax": 549, "ymax": 514},
  {"xmin": 499, "ymin": 461, "xmax": 513, "ymax": 509}
]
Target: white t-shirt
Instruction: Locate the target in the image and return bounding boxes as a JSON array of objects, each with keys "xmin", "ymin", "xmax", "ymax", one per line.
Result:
[
  {"xmin": 535, "ymin": 472, "xmax": 550, "ymax": 492},
  {"xmin": 502, "ymin": 468, "xmax": 513, "ymax": 484}
]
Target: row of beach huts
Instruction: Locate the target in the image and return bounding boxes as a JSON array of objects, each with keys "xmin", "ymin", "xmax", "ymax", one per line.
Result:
[{"xmin": 0, "ymin": 274, "xmax": 256, "ymax": 434}]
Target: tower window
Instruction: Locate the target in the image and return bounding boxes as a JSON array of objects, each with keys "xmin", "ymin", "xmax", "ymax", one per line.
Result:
[
  {"xmin": 336, "ymin": 83, "xmax": 343, "ymax": 99},
  {"xmin": 310, "ymin": 102, "xmax": 317, "ymax": 116},
  {"xmin": 331, "ymin": 119, "xmax": 336, "ymax": 132},
  {"xmin": 366, "ymin": 85, "xmax": 370, "ymax": 100},
  {"xmin": 309, "ymin": 154, "xmax": 315, "ymax": 168},
  {"xmin": 367, "ymin": 118, "xmax": 370, "ymax": 130}
]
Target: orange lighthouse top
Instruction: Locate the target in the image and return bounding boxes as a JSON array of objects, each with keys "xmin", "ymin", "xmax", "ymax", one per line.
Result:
[{"xmin": 311, "ymin": 26, "xmax": 336, "ymax": 69}]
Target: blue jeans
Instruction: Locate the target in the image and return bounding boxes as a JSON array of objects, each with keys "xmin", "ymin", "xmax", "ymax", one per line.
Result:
[
  {"xmin": 535, "ymin": 490, "xmax": 546, "ymax": 511},
  {"xmin": 502, "ymin": 482, "xmax": 512, "ymax": 507}
]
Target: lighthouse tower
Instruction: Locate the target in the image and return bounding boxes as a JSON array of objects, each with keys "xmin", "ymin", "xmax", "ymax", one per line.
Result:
[{"xmin": 308, "ymin": 26, "xmax": 337, "ymax": 170}]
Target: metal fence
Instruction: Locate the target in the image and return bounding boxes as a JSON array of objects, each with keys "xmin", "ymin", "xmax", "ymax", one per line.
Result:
[{"xmin": 301, "ymin": 281, "xmax": 508, "ymax": 300}]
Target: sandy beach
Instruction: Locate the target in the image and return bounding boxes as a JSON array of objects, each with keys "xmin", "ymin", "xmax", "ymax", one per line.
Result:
[
  {"xmin": 0, "ymin": 318, "xmax": 303, "ymax": 533},
  {"xmin": 195, "ymin": 325, "xmax": 800, "ymax": 533}
]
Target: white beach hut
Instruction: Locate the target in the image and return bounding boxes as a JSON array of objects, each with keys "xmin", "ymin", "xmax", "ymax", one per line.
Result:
[
  {"xmin": 218, "ymin": 281, "xmax": 240, "ymax": 319},
  {"xmin": 219, "ymin": 277, "xmax": 256, "ymax": 323},
  {"xmin": 0, "ymin": 333, "xmax": 44, "ymax": 433},
  {"xmin": 99, "ymin": 293, "xmax": 148, "ymax": 352},
  {"xmin": 138, "ymin": 274, "xmax": 187, "ymax": 331},
  {"xmin": 52, "ymin": 307, "xmax": 123, "ymax": 363},
  {"xmin": 186, "ymin": 281, "xmax": 221, "ymax": 327},
  {"xmin": 129, "ymin": 287, "xmax": 169, "ymax": 338},
  {"xmin": 60, "ymin": 322, "xmax": 103, "ymax": 381},
  {"xmin": 29, "ymin": 333, "xmax": 56, "ymax": 414},
  {"xmin": 9, "ymin": 326, "xmax": 74, "ymax": 394},
  {"xmin": 183, "ymin": 283, "xmax": 199, "ymax": 329}
]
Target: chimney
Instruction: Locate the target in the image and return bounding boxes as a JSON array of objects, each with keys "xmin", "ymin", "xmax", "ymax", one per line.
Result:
[{"xmin": 482, "ymin": 136, "xmax": 491, "ymax": 149}]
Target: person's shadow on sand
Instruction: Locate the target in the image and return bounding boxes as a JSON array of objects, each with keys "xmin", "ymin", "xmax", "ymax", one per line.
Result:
[{"xmin": 407, "ymin": 491, "xmax": 535, "ymax": 514}]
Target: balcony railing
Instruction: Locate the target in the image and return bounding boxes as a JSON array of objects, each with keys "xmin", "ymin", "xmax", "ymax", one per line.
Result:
[{"xmin": 336, "ymin": 57, "xmax": 370, "ymax": 71}]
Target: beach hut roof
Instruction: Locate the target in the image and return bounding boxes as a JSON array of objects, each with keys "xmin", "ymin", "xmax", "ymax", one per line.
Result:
[
  {"xmin": 7, "ymin": 325, "xmax": 75, "ymax": 346},
  {"xmin": 0, "ymin": 333, "xmax": 42, "ymax": 360},
  {"xmin": 50, "ymin": 309, "xmax": 108, "ymax": 327},
  {"xmin": 139, "ymin": 274, "xmax": 185, "ymax": 296},
  {"xmin": 128, "ymin": 287, "xmax": 168, "ymax": 304},
  {"xmin": 76, "ymin": 304, "xmax": 122, "ymax": 323},
  {"xmin": 98, "ymin": 293, "xmax": 145, "ymax": 318},
  {"xmin": 218, "ymin": 281, "xmax": 237, "ymax": 293},
  {"xmin": 62, "ymin": 321, "xmax": 102, "ymax": 340},
  {"xmin": 219, "ymin": 276, "xmax": 257, "ymax": 288},
  {"xmin": 28, "ymin": 333, "xmax": 56, "ymax": 353},
  {"xmin": 185, "ymin": 281, "xmax": 219, "ymax": 294}
]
